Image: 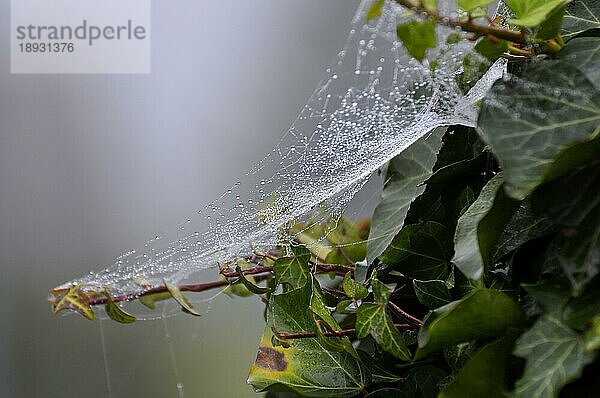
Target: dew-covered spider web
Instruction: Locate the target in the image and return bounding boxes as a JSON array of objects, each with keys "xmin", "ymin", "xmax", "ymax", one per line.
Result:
[{"xmin": 52, "ymin": 0, "xmax": 506, "ymax": 311}]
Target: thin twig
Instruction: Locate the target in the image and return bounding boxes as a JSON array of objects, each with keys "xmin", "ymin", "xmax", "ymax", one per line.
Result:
[
  {"xmin": 220, "ymin": 265, "xmax": 273, "ymax": 278},
  {"xmin": 388, "ymin": 302, "xmax": 423, "ymax": 327},
  {"xmin": 310, "ymin": 262, "xmax": 355, "ymax": 274},
  {"xmin": 321, "ymin": 286, "xmax": 349, "ymax": 298},
  {"xmin": 87, "ymin": 274, "xmax": 270, "ymax": 306}
]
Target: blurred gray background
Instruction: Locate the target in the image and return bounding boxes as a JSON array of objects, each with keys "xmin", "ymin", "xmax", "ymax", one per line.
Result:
[{"xmin": 0, "ymin": 1, "xmax": 361, "ymax": 397}]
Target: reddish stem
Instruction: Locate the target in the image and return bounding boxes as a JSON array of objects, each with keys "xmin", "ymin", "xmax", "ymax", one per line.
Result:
[
  {"xmin": 88, "ymin": 275, "xmax": 270, "ymax": 306},
  {"xmin": 388, "ymin": 302, "xmax": 423, "ymax": 327}
]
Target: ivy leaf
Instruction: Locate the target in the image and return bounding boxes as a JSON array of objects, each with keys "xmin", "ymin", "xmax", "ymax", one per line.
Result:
[
  {"xmin": 356, "ymin": 278, "xmax": 411, "ymax": 361},
  {"xmin": 474, "ymin": 37, "xmax": 508, "ymax": 61},
  {"xmin": 513, "ymin": 316, "xmax": 595, "ymax": 398},
  {"xmin": 416, "ymin": 289, "xmax": 525, "ymax": 359},
  {"xmin": 274, "ymin": 247, "xmax": 310, "ymax": 291},
  {"xmin": 478, "ymin": 60, "xmax": 600, "ymax": 199},
  {"xmin": 380, "ymin": 221, "xmax": 453, "ymax": 281},
  {"xmin": 364, "ymin": 389, "xmax": 405, "ymax": 397},
  {"xmin": 546, "ymin": 204, "xmax": 600, "ymax": 296},
  {"xmin": 562, "ymin": 0, "xmax": 600, "ymax": 40},
  {"xmin": 367, "ymin": 128, "xmax": 445, "ymax": 264},
  {"xmin": 536, "ymin": 4, "xmax": 567, "ymax": 39},
  {"xmin": 439, "ymin": 333, "xmax": 517, "ymax": 398},
  {"xmin": 585, "ymin": 315, "xmax": 600, "ymax": 351},
  {"xmin": 357, "ymin": 351, "xmax": 403, "ymax": 384},
  {"xmin": 444, "ymin": 342, "xmax": 476, "ymax": 372},
  {"xmin": 491, "ymin": 200, "xmax": 554, "ymax": 261},
  {"xmin": 396, "ymin": 19, "xmax": 437, "ymax": 62},
  {"xmin": 139, "ymin": 291, "xmax": 172, "ymax": 309},
  {"xmin": 367, "ymin": 0, "xmax": 385, "ymax": 22},
  {"xmin": 532, "ymin": 160, "xmax": 600, "ymax": 227},
  {"xmin": 164, "ymin": 280, "xmax": 201, "ymax": 316},
  {"xmin": 249, "ymin": 281, "xmax": 367, "ymax": 397},
  {"xmin": 105, "ymin": 296, "xmax": 137, "ymax": 324},
  {"xmin": 452, "ymin": 174, "xmax": 519, "ymax": 281},
  {"xmin": 457, "ymin": 0, "xmax": 494, "ymax": 12},
  {"xmin": 423, "ymin": 0, "xmax": 437, "ymax": 12},
  {"xmin": 342, "ymin": 272, "xmax": 368, "ymax": 300},
  {"xmin": 505, "ymin": 0, "xmax": 570, "ymax": 28},
  {"xmin": 52, "ymin": 285, "xmax": 94, "ymax": 320},
  {"xmin": 564, "ymin": 277, "xmax": 600, "ymax": 329},
  {"xmin": 403, "ymin": 365, "xmax": 448, "ymax": 398},
  {"xmin": 413, "ymin": 279, "xmax": 452, "ymax": 309},
  {"xmin": 236, "ymin": 266, "xmax": 271, "ymax": 295},
  {"xmin": 522, "ymin": 279, "xmax": 571, "ymax": 319},
  {"xmin": 308, "ymin": 276, "xmax": 357, "ymax": 354},
  {"xmin": 558, "ymin": 37, "xmax": 600, "ymax": 89}
]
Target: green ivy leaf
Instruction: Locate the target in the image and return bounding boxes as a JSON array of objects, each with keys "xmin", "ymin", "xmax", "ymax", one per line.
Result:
[
  {"xmin": 491, "ymin": 200, "xmax": 554, "ymax": 261},
  {"xmin": 452, "ymin": 174, "xmax": 519, "ymax": 281},
  {"xmin": 444, "ymin": 342, "xmax": 476, "ymax": 372},
  {"xmin": 474, "ymin": 37, "xmax": 508, "ymax": 61},
  {"xmin": 342, "ymin": 272, "xmax": 368, "ymax": 300},
  {"xmin": 236, "ymin": 265, "xmax": 271, "ymax": 295},
  {"xmin": 546, "ymin": 204, "xmax": 600, "ymax": 296},
  {"xmin": 335, "ymin": 300, "xmax": 353, "ymax": 313},
  {"xmin": 396, "ymin": 19, "xmax": 437, "ymax": 62},
  {"xmin": 457, "ymin": 0, "xmax": 494, "ymax": 12},
  {"xmin": 357, "ymin": 351, "xmax": 403, "ymax": 384},
  {"xmin": 564, "ymin": 277, "xmax": 600, "ymax": 329},
  {"xmin": 249, "ymin": 280, "xmax": 366, "ymax": 397},
  {"xmin": 105, "ymin": 295, "xmax": 137, "ymax": 324},
  {"xmin": 366, "ymin": 0, "xmax": 385, "ymax": 22},
  {"xmin": 422, "ymin": 0, "xmax": 437, "ymax": 13},
  {"xmin": 532, "ymin": 160, "xmax": 600, "ymax": 227},
  {"xmin": 413, "ymin": 279, "xmax": 452, "ymax": 309},
  {"xmin": 478, "ymin": 60, "xmax": 600, "ymax": 199},
  {"xmin": 364, "ymin": 389, "xmax": 405, "ymax": 397},
  {"xmin": 403, "ymin": 365, "xmax": 448, "ymax": 398},
  {"xmin": 522, "ymin": 279, "xmax": 571, "ymax": 319},
  {"xmin": 164, "ymin": 280, "xmax": 201, "ymax": 316},
  {"xmin": 536, "ymin": 4, "xmax": 567, "ymax": 39},
  {"xmin": 416, "ymin": 289, "xmax": 525, "ymax": 359},
  {"xmin": 505, "ymin": 0, "xmax": 570, "ymax": 27},
  {"xmin": 52, "ymin": 285, "xmax": 94, "ymax": 320},
  {"xmin": 307, "ymin": 276, "xmax": 357, "ymax": 354},
  {"xmin": 558, "ymin": 37, "xmax": 600, "ymax": 89},
  {"xmin": 562, "ymin": 0, "xmax": 600, "ymax": 40},
  {"xmin": 513, "ymin": 316, "xmax": 595, "ymax": 398},
  {"xmin": 439, "ymin": 333, "xmax": 517, "ymax": 398},
  {"xmin": 367, "ymin": 127, "xmax": 445, "ymax": 263},
  {"xmin": 139, "ymin": 291, "xmax": 172, "ymax": 309},
  {"xmin": 380, "ymin": 221, "xmax": 453, "ymax": 281},
  {"xmin": 356, "ymin": 277, "xmax": 411, "ymax": 361},
  {"xmin": 274, "ymin": 247, "xmax": 311, "ymax": 291},
  {"xmin": 585, "ymin": 315, "xmax": 600, "ymax": 351}
]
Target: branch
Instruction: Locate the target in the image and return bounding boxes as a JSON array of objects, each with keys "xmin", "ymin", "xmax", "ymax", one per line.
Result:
[
  {"xmin": 85, "ymin": 261, "xmax": 354, "ymax": 307},
  {"xmin": 87, "ymin": 274, "xmax": 270, "ymax": 306},
  {"xmin": 388, "ymin": 301, "xmax": 423, "ymax": 327},
  {"xmin": 393, "ymin": 0, "xmax": 528, "ymax": 44}
]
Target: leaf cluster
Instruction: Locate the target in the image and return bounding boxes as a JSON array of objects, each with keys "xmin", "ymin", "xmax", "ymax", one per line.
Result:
[{"xmin": 253, "ymin": 2, "xmax": 600, "ymax": 396}]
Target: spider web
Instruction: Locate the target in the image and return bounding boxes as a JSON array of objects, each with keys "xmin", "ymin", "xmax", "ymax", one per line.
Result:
[{"xmin": 51, "ymin": 0, "xmax": 505, "ymax": 306}]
